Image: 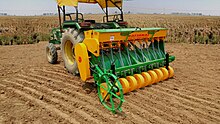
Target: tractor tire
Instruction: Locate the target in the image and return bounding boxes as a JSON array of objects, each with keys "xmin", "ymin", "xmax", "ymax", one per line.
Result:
[
  {"xmin": 46, "ymin": 43, "xmax": 58, "ymax": 64},
  {"xmin": 61, "ymin": 29, "xmax": 84, "ymax": 75}
]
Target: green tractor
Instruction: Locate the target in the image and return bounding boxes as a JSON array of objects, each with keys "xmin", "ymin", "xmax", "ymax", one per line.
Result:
[
  {"xmin": 46, "ymin": 0, "xmax": 175, "ymax": 113},
  {"xmin": 46, "ymin": 0, "xmax": 127, "ymax": 66}
]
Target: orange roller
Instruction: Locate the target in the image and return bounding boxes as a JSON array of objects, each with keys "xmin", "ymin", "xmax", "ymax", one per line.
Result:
[
  {"xmin": 126, "ymin": 76, "xmax": 138, "ymax": 92},
  {"xmin": 100, "ymin": 83, "xmax": 110, "ymax": 101},
  {"xmin": 119, "ymin": 78, "xmax": 130, "ymax": 94},
  {"xmin": 160, "ymin": 67, "xmax": 169, "ymax": 80},
  {"xmin": 168, "ymin": 66, "xmax": 174, "ymax": 78},
  {"xmin": 134, "ymin": 74, "xmax": 145, "ymax": 89},
  {"xmin": 148, "ymin": 70, "xmax": 158, "ymax": 84},
  {"xmin": 141, "ymin": 72, "xmax": 152, "ymax": 87},
  {"xmin": 154, "ymin": 69, "xmax": 164, "ymax": 83}
]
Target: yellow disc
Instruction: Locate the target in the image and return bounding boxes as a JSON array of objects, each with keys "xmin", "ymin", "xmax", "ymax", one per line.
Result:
[
  {"xmin": 148, "ymin": 70, "xmax": 158, "ymax": 84},
  {"xmin": 160, "ymin": 67, "xmax": 169, "ymax": 80},
  {"xmin": 119, "ymin": 78, "xmax": 130, "ymax": 94},
  {"xmin": 126, "ymin": 76, "xmax": 138, "ymax": 92},
  {"xmin": 168, "ymin": 66, "xmax": 174, "ymax": 78},
  {"xmin": 134, "ymin": 74, "xmax": 145, "ymax": 89},
  {"xmin": 100, "ymin": 83, "xmax": 109, "ymax": 101},
  {"xmin": 141, "ymin": 72, "xmax": 152, "ymax": 87},
  {"xmin": 154, "ymin": 69, "xmax": 164, "ymax": 83}
]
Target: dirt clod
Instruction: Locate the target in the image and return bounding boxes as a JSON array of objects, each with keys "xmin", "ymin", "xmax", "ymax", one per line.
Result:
[
  {"xmin": 39, "ymin": 95, "xmax": 44, "ymax": 100},
  {"xmin": 173, "ymin": 88, "xmax": 179, "ymax": 91},
  {"xmin": 0, "ymin": 90, "xmax": 5, "ymax": 94}
]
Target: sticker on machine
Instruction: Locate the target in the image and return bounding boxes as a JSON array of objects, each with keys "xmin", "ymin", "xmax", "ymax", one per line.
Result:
[{"xmin": 110, "ymin": 36, "xmax": 115, "ymax": 41}]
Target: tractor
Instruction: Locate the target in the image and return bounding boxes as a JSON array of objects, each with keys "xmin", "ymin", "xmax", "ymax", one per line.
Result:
[{"xmin": 46, "ymin": 0, "xmax": 175, "ymax": 113}]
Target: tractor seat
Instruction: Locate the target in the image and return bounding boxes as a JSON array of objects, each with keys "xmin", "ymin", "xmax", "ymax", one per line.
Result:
[{"xmin": 84, "ymin": 20, "xmax": 96, "ymax": 24}]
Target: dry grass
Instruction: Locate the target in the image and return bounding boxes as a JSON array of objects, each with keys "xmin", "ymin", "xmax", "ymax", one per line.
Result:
[
  {"xmin": 0, "ymin": 16, "xmax": 58, "ymax": 45},
  {"xmin": 124, "ymin": 14, "xmax": 220, "ymax": 44},
  {"xmin": 0, "ymin": 14, "xmax": 220, "ymax": 45}
]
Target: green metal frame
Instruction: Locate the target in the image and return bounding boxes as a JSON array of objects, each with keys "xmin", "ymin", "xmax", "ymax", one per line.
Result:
[{"xmin": 89, "ymin": 36, "xmax": 175, "ymax": 113}]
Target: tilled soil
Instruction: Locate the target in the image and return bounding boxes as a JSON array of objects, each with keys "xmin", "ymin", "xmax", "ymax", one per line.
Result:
[{"xmin": 0, "ymin": 42, "xmax": 220, "ymax": 124}]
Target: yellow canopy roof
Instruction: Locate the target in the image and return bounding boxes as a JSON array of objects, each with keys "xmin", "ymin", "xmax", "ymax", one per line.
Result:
[{"xmin": 57, "ymin": 0, "xmax": 122, "ymax": 8}]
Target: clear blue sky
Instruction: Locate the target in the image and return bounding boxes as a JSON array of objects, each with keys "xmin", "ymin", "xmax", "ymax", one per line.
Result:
[{"xmin": 0, "ymin": 0, "xmax": 220, "ymax": 16}]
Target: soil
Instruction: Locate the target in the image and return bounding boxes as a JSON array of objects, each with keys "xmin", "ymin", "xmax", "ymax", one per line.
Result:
[{"xmin": 0, "ymin": 42, "xmax": 220, "ymax": 124}]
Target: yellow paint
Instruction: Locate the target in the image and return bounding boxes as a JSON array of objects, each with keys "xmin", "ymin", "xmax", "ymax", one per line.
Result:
[
  {"xmin": 57, "ymin": 0, "xmax": 78, "ymax": 7},
  {"xmin": 149, "ymin": 30, "xmax": 167, "ymax": 38},
  {"xmin": 100, "ymin": 83, "xmax": 110, "ymax": 101},
  {"xmin": 141, "ymin": 72, "xmax": 152, "ymax": 87},
  {"xmin": 83, "ymin": 29, "xmax": 167, "ymax": 57},
  {"xmin": 134, "ymin": 74, "xmax": 145, "ymax": 89},
  {"xmin": 126, "ymin": 76, "xmax": 138, "ymax": 92},
  {"xmin": 160, "ymin": 67, "xmax": 169, "ymax": 80},
  {"xmin": 64, "ymin": 40, "xmax": 74, "ymax": 65},
  {"xmin": 84, "ymin": 30, "xmax": 167, "ymax": 44},
  {"xmin": 95, "ymin": 0, "xmax": 122, "ymax": 8},
  {"xmin": 148, "ymin": 70, "xmax": 158, "ymax": 85},
  {"xmin": 83, "ymin": 38, "xmax": 100, "ymax": 57},
  {"xmin": 119, "ymin": 78, "xmax": 130, "ymax": 94},
  {"xmin": 154, "ymin": 69, "xmax": 164, "ymax": 83},
  {"xmin": 56, "ymin": 0, "xmax": 122, "ymax": 8},
  {"xmin": 75, "ymin": 43, "xmax": 91, "ymax": 81},
  {"xmin": 168, "ymin": 66, "xmax": 174, "ymax": 78},
  {"xmin": 84, "ymin": 30, "xmax": 93, "ymax": 38}
]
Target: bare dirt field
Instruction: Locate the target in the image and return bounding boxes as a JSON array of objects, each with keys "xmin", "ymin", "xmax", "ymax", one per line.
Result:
[{"xmin": 0, "ymin": 42, "xmax": 220, "ymax": 124}]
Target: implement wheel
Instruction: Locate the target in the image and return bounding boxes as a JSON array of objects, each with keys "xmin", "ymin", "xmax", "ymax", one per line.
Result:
[
  {"xmin": 61, "ymin": 29, "xmax": 84, "ymax": 75},
  {"xmin": 97, "ymin": 73, "xmax": 124, "ymax": 113},
  {"xmin": 46, "ymin": 43, "xmax": 58, "ymax": 64}
]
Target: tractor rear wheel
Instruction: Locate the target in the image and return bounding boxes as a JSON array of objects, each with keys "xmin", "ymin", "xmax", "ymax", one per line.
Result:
[
  {"xmin": 61, "ymin": 29, "xmax": 84, "ymax": 75},
  {"xmin": 46, "ymin": 43, "xmax": 58, "ymax": 64}
]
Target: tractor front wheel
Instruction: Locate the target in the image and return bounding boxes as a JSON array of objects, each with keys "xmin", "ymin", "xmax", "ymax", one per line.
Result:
[{"xmin": 46, "ymin": 43, "xmax": 58, "ymax": 64}]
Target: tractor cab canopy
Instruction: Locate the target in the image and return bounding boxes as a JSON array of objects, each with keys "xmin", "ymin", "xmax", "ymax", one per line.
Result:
[
  {"xmin": 57, "ymin": 0, "xmax": 123, "ymax": 8},
  {"xmin": 56, "ymin": 0, "xmax": 124, "ymax": 23}
]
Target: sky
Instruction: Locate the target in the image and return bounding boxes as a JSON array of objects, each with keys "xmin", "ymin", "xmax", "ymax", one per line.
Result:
[{"xmin": 0, "ymin": 0, "xmax": 220, "ymax": 16}]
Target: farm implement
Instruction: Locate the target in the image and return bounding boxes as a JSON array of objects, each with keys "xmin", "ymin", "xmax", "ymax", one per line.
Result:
[{"xmin": 46, "ymin": 0, "xmax": 175, "ymax": 113}]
